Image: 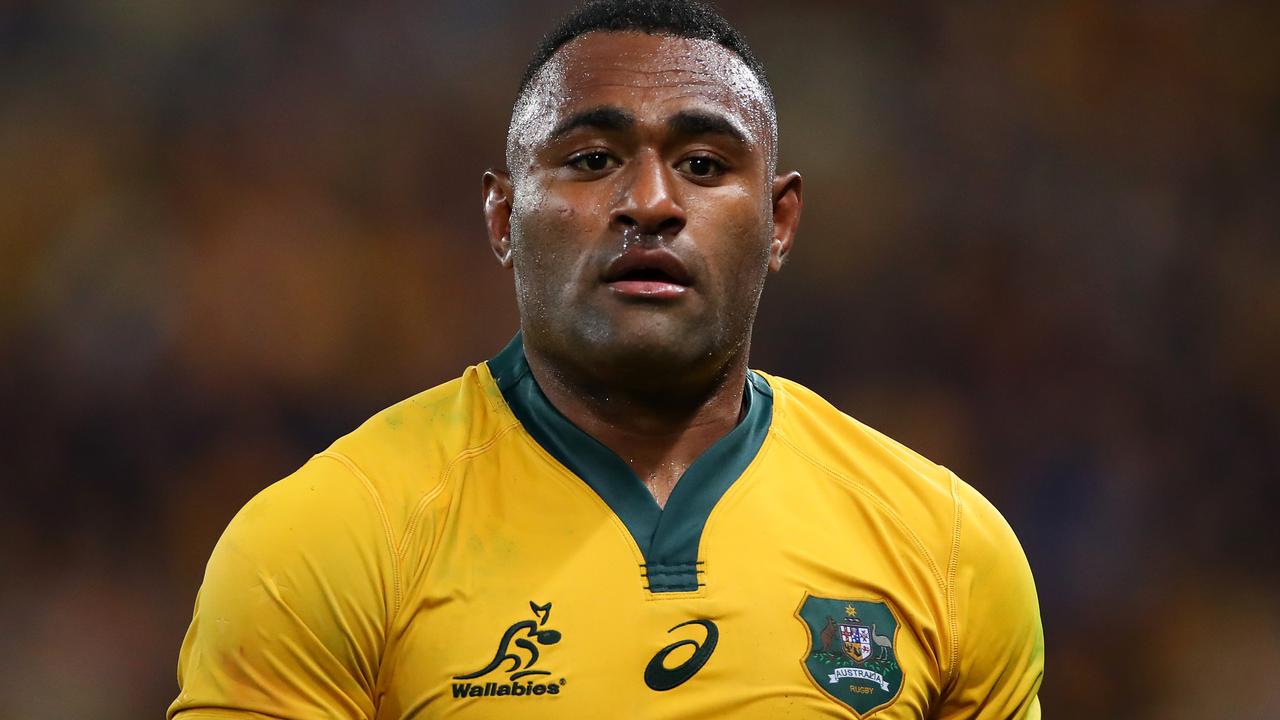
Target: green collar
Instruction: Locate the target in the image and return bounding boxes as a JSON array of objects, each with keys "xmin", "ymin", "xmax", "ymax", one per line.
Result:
[{"xmin": 488, "ymin": 334, "xmax": 773, "ymax": 593}]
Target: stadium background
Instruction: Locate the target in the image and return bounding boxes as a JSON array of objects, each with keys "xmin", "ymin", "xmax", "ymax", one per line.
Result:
[{"xmin": 2, "ymin": 1, "xmax": 1277, "ymax": 717}]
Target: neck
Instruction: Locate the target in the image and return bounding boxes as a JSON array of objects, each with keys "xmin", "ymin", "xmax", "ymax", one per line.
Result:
[{"xmin": 522, "ymin": 339, "xmax": 750, "ymax": 509}]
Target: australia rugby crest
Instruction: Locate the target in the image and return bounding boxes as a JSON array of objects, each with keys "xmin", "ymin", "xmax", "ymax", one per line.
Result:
[{"xmin": 796, "ymin": 594, "xmax": 904, "ymax": 717}]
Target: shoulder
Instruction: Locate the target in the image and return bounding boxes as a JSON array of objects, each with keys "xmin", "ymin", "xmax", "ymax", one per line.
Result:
[
  {"xmin": 206, "ymin": 361, "xmax": 519, "ymax": 609},
  {"xmin": 206, "ymin": 453, "xmax": 398, "ymax": 614},
  {"xmin": 758, "ymin": 372, "xmax": 961, "ymax": 541},
  {"xmin": 214, "ymin": 361, "xmax": 521, "ymax": 601},
  {"xmin": 331, "ymin": 362, "xmax": 514, "ymax": 467},
  {"xmin": 758, "ymin": 372, "xmax": 1040, "ymax": 694},
  {"xmin": 320, "ymin": 362, "xmax": 521, "ymax": 537},
  {"xmin": 176, "ymin": 451, "xmax": 397, "ymax": 718},
  {"xmin": 757, "ymin": 372, "xmax": 1028, "ymax": 585}
]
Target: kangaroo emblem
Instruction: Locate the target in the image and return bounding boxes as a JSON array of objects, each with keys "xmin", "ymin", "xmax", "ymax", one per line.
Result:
[
  {"xmin": 453, "ymin": 601, "xmax": 562, "ymax": 680},
  {"xmin": 820, "ymin": 616, "xmax": 838, "ymax": 653}
]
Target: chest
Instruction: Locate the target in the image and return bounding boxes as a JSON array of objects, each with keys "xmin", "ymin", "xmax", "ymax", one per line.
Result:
[{"xmin": 374, "ymin": 460, "xmax": 949, "ymax": 719}]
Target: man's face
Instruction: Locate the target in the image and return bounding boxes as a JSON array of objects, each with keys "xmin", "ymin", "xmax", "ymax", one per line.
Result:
[{"xmin": 486, "ymin": 32, "xmax": 801, "ymax": 381}]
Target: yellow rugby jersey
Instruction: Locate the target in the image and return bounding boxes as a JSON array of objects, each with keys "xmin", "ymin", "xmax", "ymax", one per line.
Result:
[{"xmin": 171, "ymin": 335, "xmax": 1043, "ymax": 719}]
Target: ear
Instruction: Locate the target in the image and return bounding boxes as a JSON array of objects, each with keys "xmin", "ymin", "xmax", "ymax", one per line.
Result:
[
  {"xmin": 483, "ymin": 170, "xmax": 514, "ymax": 268},
  {"xmin": 768, "ymin": 171, "xmax": 803, "ymax": 272}
]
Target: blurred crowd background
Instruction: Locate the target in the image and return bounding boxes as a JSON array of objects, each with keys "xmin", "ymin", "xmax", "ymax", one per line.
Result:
[{"xmin": 2, "ymin": 1, "xmax": 1277, "ymax": 717}]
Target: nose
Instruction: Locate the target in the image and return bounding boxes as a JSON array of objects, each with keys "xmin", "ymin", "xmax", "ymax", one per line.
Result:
[{"xmin": 610, "ymin": 150, "xmax": 686, "ymax": 237}]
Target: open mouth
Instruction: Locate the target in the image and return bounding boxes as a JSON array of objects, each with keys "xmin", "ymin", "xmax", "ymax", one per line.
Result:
[
  {"xmin": 603, "ymin": 249, "xmax": 692, "ymax": 299},
  {"xmin": 615, "ymin": 267, "xmax": 682, "ymax": 283}
]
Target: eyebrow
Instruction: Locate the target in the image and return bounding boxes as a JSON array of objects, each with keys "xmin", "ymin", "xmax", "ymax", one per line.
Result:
[
  {"xmin": 548, "ymin": 106, "xmax": 636, "ymax": 141},
  {"xmin": 546, "ymin": 106, "xmax": 749, "ymax": 146},
  {"xmin": 667, "ymin": 109, "xmax": 747, "ymax": 144}
]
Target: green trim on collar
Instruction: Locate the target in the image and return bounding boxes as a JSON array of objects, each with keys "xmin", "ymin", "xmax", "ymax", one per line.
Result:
[{"xmin": 488, "ymin": 333, "xmax": 773, "ymax": 593}]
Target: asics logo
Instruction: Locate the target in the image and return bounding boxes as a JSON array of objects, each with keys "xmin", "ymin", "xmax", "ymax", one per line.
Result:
[{"xmin": 644, "ymin": 619, "xmax": 719, "ymax": 691}]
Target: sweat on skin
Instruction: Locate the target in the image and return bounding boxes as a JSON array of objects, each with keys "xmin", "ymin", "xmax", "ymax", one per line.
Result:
[{"xmin": 483, "ymin": 32, "xmax": 802, "ymax": 505}]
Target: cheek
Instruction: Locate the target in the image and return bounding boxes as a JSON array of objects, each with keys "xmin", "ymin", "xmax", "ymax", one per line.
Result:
[
  {"xmin": 513, "ymin": 178, "xmax": 599, "ymax": 242},
  {"xmin": 688, "ymin": 191, "xmax": 773, "ymax": 283},
  {"xmin": 510, "ymin": 185, "xmax": 596, "ymax": 297}
]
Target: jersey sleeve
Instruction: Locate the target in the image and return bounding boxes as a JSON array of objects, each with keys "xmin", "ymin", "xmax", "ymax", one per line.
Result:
[
  {"xmin": 934, "ymin": 476, "xmax": 1045, "ymax": 719},
  {"xmin": 168, "ymin": 453, "xmax": 399, "ymax": 720}
]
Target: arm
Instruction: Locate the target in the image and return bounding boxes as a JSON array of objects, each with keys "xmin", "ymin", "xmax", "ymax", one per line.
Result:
[
  {"xmin": 168, "ymin": 454, "xmax": 398, "ymax": 720},
  {"xmin": 934, "ymin": 476, "xmax": 1044, "ymax": 719}
]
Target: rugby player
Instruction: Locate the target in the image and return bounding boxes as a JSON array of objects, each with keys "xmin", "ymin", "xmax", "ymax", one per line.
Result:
[{"xmin": 170, "ymin": 1, "xmax": 1043, "ymax": 717}]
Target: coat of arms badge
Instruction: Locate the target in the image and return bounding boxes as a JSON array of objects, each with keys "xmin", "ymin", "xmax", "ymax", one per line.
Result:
[{"xmin": 796, "ymin": 594, "xmax": 904, "ymax": 717}]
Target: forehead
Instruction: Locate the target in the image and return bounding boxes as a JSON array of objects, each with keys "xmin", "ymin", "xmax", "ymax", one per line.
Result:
[{"xmin": 511, "ymin": 32, "xmax": 773, "ymax": 151}]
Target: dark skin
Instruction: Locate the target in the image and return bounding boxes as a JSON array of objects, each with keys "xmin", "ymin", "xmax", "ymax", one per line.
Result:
[{"xmin": 483, "ymin": 32, "xmax": 802, "ymax": 507}]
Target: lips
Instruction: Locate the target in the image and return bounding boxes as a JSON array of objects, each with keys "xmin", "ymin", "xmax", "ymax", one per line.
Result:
[{"xmin": 602, "ymin": 247, "xmax": 693, "ymax": 299}]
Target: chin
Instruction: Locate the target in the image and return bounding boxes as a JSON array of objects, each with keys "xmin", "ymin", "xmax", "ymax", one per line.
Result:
[{"xmin": 575, "ymin": 316, "xmax": 720, "ymax": 377}]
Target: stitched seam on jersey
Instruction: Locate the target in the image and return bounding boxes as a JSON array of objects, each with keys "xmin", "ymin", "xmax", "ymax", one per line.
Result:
[
  {"xmin": 397, "ymin": 421, "xmax": 523, "ymax": 568},
  {"xmin": 170, "ymin": 711, "xmax": 290, "ymax": 719},
  {"xmin": 477, "ymin": 361, "xmax": 516, "ymax": 418},
  {"xmin": 315, "ymin": 451, "xmax": 403, "ymax": 620},
  {"xmin": 945, "ymin": 471, "xmax": 963, "ymax": 690},
  {"xmin": 519, "ymin": 430, "xmax": 654, "ymax": 571},
  {"xmin": 485, "ymin": 380, "xmax": 652, "ymax": 570},
  {"xmin": 771, "ymin": 429, "xmax": 947, "ymax": 594},
  {"xmin": 693, "ymin": 430, "xmax": 773, "ymax": 594}
]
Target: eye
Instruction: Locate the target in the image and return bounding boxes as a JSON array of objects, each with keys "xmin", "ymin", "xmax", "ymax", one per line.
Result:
[
  {"xmin": 569, "ymin": 151, "xmax": 620, "ymax": 173},
  {"xmin": 676, "ymin": 155, "xmax": 726, "ymax": 178}
]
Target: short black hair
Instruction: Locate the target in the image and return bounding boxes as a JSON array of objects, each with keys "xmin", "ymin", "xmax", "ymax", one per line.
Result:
[{"xmin": 518, "ymin": 0, "xmax": 773, "ymax": 105}]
